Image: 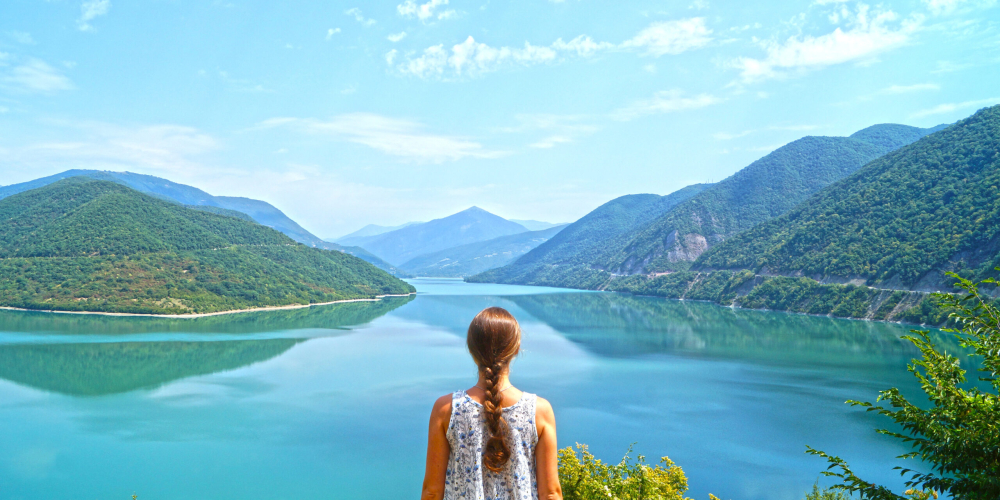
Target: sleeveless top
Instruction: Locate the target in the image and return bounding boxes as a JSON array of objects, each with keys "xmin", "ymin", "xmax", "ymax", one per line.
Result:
[{"xmin": 444, "ymin": 390, "xmax": 538, "ymax": 500}]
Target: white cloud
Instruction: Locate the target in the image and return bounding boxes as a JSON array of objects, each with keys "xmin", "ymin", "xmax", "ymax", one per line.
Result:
[
  {"xmin": 498, "ymin": 114, "xmax": 599, "ymax": 149},
  {"xmin": 392, "ymin": 18, "xmax": 712, "ymax": 80},
  {"xmin": 395, "ymin": 36, "xmax": 559, "ymax": 79},
  {"xmin": 611, "ymin": 90, "xmax": 721, "ymax": 121},
  {"xmin": 256, "ymin": 113, "xmax": 506, "ymax": 163},
  {"xmin": 923, "ymin": 0, "xmax": 997, "ymax": 15},
  {"xmin": 620, "ymin": 18, "xmax": 713, "ymax": 56},
  {"xmin": 910, "ymin": 97, "xmax": 1000, "ymax": 118},
  {"xmin": 0, "ymin": 121, "xmax": 220, "ymax": 177},
  {"xmin": 345, "ymin": 8, "xmax": 376, "ymax": 27},
  {"xmin": 397, "ymin": 0, "xmax": 457, "ymax": 21},
  {"xmin": 881, "ymin": 83, "xmax": 940, "ymax": 94},
  {"xmin": 551, "ymin": 35, "xmax": 616, "ymax": 56},
  {"xmin": 8, "ymin": 31, "xmax": 35, "ymax": 45},
  {"xmin": 77, "ymin": 0, "xmax": 111, "ymax": 32},
  {"xmin": 1, "ymin": 58, "xmax": 74, "ymax": 93},
  {"xmin": 713, "ymin": 124, "xmax": 819, "ymax": 140},
  {"xmin": 326, "ymin": 28, "xmax": 341, "ymax": 40},
  {"xmin": 732, "ymin": 4, "xmax": 919, "ymax": 83},
  {"xmin": 388, "ymin": 31, "xmax": 408, "ymax": 42}
]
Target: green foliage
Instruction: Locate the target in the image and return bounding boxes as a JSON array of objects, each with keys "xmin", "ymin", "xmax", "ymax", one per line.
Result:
[
  {"xmin": 807, "ymin": 272, "xmax": 1000, "ymax": 500},
  {"xmin": 469, "ymin": 185, "xmax": 711, "ymax": 284},
  {"xmin": 558, "ymin": 444, "xmax": 695, "ymax": 500},
  {"xmin": 805, "ymin": 483, "xmax": 852, "ymax": 500},
  {"xmin": 609, "ymin": 135, "xmax": 900, "ymax": 274},
  {"xmin": 700, "ymin": 105, "xmax": 1000, "ymax": 289},
  {"xmin": 0, "ymin": 178, "xmax": 414, "ymax": 314}
]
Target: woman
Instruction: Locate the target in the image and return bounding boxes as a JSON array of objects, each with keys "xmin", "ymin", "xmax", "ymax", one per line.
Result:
[{"xmin": 421, "ymin": 307, "xmax": 562, "ymax": 500}]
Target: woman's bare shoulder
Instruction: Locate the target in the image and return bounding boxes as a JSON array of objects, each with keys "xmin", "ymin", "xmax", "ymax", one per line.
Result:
[
  {"xmin": 534, "ymin": 395, "xmax": 555, "ymax": 422},
  {"xmin": 429, "ymin": 394, "xmax": 453, "ymax": 423}
]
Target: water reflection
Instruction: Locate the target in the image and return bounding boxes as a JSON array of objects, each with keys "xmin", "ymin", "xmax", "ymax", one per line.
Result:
[
  {"xmin": 0, "ymin": 295, "xmax": 414, "ymax": 339},
  {"xmin": 0, "ymin": 296, "xmax": 413, "ymax": 395}
]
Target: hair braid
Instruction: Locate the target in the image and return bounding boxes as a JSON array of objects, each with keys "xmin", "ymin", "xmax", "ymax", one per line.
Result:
[{"xmin": 466, "ymin": 307, "xmax": 522, "ymax": 473}]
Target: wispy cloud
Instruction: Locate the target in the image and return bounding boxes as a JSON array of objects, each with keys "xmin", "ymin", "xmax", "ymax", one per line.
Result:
[
  {"xmin": 7, "ymin": 31, "xmax": 35, "ymax": 45},
  {"xmin": 497, "ymin": 114, "xmax": 599, "ymax": 149},
  {"xmin": 256, "ymin": 114, "xmax": 506, "ymax": 163},
  {"xmin": 880, "ymin": 83, "xmax": 940, "ymax": 94},
  {"xmin": 910, "ymin": 97, "xmax": 999, "ymax": 118},
  {"xmin": 1, "ymin": 58, "xmax": 74, "ymax": 93},
  {"xmin": 345, "ymin": 7, "xmax": 376, "ymax": 27},
  {"xmin": 923, "ymin": 0, "xmax": 997, "ymax": 15},
  {"xmin": 620, "ymin": 18, "xmax": 713, "ymax": 56},
  {"xmin": 0, "ymin": 121, "xmax": 219, "ymax": 177},
  {"xmin": 713, "ymin": 124, "xmax": 819, "ymax": 140},
  {"xmin": 388, "ymin": 31, "xmax": 408, "ymax": 42},
  {"xmin": 326, "ymin": 28, "xmax": 341, "ymax": 40},
  {"xmin": 397, "ymin": 0, "xmax": 457, "ymax": 21},
  {"xmin": 77, "ymin": 0, "xmax": 111, "ymax": 32},
  {"xmin": 391, "ymin": 18, "xmax": 710, "ymax": 80},
  {"xmin": 731, "ymin": 4, "xmax": 920, "ymax": 83},
  {"xmin": 611, "ymin": 90, "xmax": 720, "ymax": 121}
]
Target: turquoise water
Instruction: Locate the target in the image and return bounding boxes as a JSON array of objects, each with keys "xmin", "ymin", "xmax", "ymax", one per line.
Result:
[{"xmin": 0, "ymin": 279, "xmax": 946, "ymax": 500}]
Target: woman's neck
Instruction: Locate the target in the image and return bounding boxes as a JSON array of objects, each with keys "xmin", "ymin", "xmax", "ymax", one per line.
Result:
[{"xmin": 476, "ymin": 371, "xmax": 511, "ymax": 390}]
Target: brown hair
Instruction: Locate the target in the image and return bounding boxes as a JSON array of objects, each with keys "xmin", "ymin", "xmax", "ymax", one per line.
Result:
[{"xmin": 467, "ymin": 306, "xmax": 522, "ymax": 472}]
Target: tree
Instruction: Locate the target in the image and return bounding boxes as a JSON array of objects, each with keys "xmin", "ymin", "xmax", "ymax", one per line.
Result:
[{"xmin": 807, "ymin": 272, "xmax": 1000, "ymax": 500}]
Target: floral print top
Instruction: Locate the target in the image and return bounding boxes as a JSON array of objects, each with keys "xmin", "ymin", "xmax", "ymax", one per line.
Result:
[{"xmin": 444, "ymin": 390, "xmax": 538, "ymax": 500}]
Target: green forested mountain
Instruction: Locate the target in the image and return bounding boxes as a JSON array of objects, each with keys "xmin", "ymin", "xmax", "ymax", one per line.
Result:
[
  {"xmin": 605, "ymin": 123, "xmax": 943, "ymax": 274},
  {"xmin": 0, "ymin": 178, "xmax": 414, "ymax": 314},
  {"xmin": 469, "ymin": 184, "xmax": 711, "ymax": 287},
  {"xmin": 0, "ymin": 169, "xmax": 408, "ymax": 276},
  {"xmin": 471, "ymin": 122, "xmax": 942, "ymax": 290},
  {"xmin": 697, "ymin": 105, "xmax": 1000, "ymax": 290},
  {"xmin": 400, "ymin": 224, "xmax": 567, "ymax": 277},
  {"xmin": 355, "ymin": 206, "xmax": 530, "ymax": 265}
]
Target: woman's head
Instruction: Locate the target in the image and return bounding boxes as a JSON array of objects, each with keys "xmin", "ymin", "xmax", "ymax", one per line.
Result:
[{"xmin": 467, "ymin": 307, "xmax": 521, "ymax": 472}]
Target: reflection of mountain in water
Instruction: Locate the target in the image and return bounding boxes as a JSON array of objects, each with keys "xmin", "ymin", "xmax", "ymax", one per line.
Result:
[
  {"xmin": 0, "ymin": 295, "xmax": 414, "ymax": 336},
  {"xmin": 508, "ymin": 293, "xmax": 958, "ymax": 364},
  {"xmin": 0, "ymin": 296, "xmax": 413, "ymax": 396},
  {"xmin": 0, "ymin": 339, "xmax": 300, "ymax": 396}
]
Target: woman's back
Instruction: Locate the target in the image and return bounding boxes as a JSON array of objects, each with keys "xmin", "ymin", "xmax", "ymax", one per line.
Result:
[{"xmin": 445, "ymin": 390, "xmax": 538, "ymax": 500}]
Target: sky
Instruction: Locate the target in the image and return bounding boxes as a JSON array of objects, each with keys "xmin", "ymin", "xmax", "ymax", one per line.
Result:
[{"xmin": 1, "ymin": 0, "xmax": 998, "ymax": 238}]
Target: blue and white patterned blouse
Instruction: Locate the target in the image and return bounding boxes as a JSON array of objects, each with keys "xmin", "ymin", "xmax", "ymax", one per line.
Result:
[{"xmin": 444, "ymin": 390, "xmax": 538, "ymax": 500}]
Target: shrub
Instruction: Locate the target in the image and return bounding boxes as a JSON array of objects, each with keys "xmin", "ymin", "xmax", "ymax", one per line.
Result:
[
  {"xmin": 558, "ymin": 443, "xmax": 711, "ymax": 500},
  {"xmin": 807, "ymin": 272, "xmax": 1000, "ymax": 500}
]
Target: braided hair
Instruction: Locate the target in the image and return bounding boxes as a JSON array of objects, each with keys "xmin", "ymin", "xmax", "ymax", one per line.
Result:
[{"xmin": 466, "ymin": 307, "xmax": 522, "ymax": 473}]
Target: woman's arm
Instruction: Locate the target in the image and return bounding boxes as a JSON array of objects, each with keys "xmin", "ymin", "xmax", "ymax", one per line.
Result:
[
  {"xmin": 535, "ymin": 397, "xmax": 563, "ymax": 500},
  {"xmin": 421, "ymin": 395, "xmax": 452, "ymax": 500}
]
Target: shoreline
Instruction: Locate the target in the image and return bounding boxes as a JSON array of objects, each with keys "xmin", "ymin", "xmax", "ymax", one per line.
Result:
[{"xmin": 0, "ymin": 293, "xmax": 416, "ymax": 319}]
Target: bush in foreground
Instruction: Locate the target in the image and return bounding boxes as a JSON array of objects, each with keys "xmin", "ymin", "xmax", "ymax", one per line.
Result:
[{"xmin": 808, "ymin": 272, "xmax": 1000, "ymax": 499}]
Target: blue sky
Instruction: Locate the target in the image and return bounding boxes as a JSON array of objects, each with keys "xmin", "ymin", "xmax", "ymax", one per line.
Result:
[{"xmin": 1, "ymin": 0, "xmax": 998, "ymax": 238}]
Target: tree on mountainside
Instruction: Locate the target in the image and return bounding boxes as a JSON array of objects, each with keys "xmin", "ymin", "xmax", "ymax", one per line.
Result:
[{"xmin": 807, "ymin": 272, "xmax": 1000, "ymax": 500}]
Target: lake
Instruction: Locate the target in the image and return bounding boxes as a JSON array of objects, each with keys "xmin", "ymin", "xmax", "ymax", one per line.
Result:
[{"xmin": 0, "ymin": 279, "xmax": 945, "ymax": 500}]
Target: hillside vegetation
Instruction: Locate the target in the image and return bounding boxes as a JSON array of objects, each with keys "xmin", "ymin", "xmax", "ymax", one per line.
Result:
[
  {"xmin": 698, "ymin": 105, "xmax": 1000, "ymax": 290},
  {"xmin": 606, "ymin": 124, "xmax": 943, "ymax": 274},
  {"xmin": 0, "ymin": 169, "xmax": 408, "ymax": 276},
  {"xmin": 0, "ymin": 178, "xmax": 414, "ymax": 314},
  {"xmin": 471, "ymin": 183, "xmax": 712, "ymax": 285}
]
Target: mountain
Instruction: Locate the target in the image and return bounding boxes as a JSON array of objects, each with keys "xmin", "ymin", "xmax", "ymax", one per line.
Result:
[
  {"xmin": 603, "ymin": 123, "xmax": 945, "ymax": 274},
  {"xmin": 696, "ymin": 105, "xmax": 1000, "ymax": 290},
  {"xmin": 0, "ymin": 170, "xmax": 407, "ymax": 276},
  {"xmin": 0, "ymin": 178, "xmax": 414, "ymax": 314},
  {"xmin": 356, "ymin": 206, "xmax": 530, "ymax": 265},
  {"xmin": 334, "ymin": 222, "xmax": 422, "ymax": 244},
  {"xmin": 400, "ymin": 224, "xmax": 567, "ymax": 277},
  {"xmin": 471, "ymin": 122, "xmax": 944, "ymax": 289},
  {"xmin": 509, "ymin": 219, "xmax": 564, "ymax": 231},
  {"xmin": 468, "ymin": 183, "xmax": 712, "ymax": 287}
]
